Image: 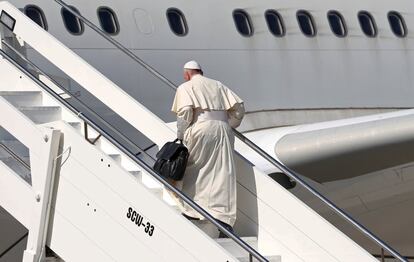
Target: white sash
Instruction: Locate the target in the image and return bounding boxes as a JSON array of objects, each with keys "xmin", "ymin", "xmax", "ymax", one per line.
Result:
[{"xmin": 196, "ymin": 110, "xmax": 228, "ymax": 122}]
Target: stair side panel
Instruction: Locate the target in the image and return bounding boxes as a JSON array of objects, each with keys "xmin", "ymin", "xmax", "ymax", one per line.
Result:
[
  {"xmin": 47, "ymin": 121, "xmax": 238, "ymax": 262},
  {"xmin": 0, "ymin": 162, "xmax": 33, "ymax": 229}
]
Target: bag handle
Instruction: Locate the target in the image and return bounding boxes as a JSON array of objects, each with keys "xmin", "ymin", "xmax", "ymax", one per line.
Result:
[{"xmin": 174, "ymin": 138, "xmax": 183, "ymax": 144}]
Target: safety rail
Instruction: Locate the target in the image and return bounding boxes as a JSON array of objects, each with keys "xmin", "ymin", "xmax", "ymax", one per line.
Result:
[
  {"xmin": 1, "ymin": 39, "xmax": 155, "ymax": 162},
  {"xmin": 0, "ymin": 141, "xmax": 30, "ymax": 171},
  {"xmin": 233, "ymin": 130, "xmax": 407, "ymax": 262},
  {"xmin": 55, "ymin": 0, "xmax": 177, "ymax": 92},
  {"xmin": 0, "ymin": 48, "xmax": 268, "ymax": 262},
  {"xmin": 52, "ymin": 1, "xmax": 408, "ymax": 261}
]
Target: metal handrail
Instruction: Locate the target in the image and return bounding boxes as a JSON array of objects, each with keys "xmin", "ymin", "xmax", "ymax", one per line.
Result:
[
  {"xmin": 52, "ymin": 1, "xmax": 408, "ymax": 260},
  {"xmin": 373, "ymin": 254, "xmax": 414, "ymax": 260},
  {"xmin": 22, "ymin": 1, "xmax": 407, "ymax": 260},
  {"xmin": 135, "ymin": 143, "xmax": 157, "ymax": 158},
  {"xmin": 54, "ymin": 0, "xmax": 177, "ymax": 93},
  {"xmin": 1, "ymin": 39, "xmax": 155, "ymax": 162},
  {"xmin": 233, "ymin": 130, "xmax": 407, "ymax": 261},
  {"xmin": 0, "ymin": 49, "xmax": 268, "ymax": 262},
  {"xmin": 0, "ymin": 142, "xmax": 30, "ymax": 170}
]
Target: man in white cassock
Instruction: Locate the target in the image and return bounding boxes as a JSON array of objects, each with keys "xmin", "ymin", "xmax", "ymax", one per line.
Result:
[{"xmin": 171, "ymin": 61, "xmax": 245, "ymax": 237}]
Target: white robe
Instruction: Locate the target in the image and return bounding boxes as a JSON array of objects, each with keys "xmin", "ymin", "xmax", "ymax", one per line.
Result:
[{"xmin": 171, "ymin": 74, "xmax": 244, "ymax": 226}]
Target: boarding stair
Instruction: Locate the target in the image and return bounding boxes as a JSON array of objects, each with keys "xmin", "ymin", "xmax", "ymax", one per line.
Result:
[{"xmin": 0, "ymin": 1, "xmax": 407, "ymax": 261}]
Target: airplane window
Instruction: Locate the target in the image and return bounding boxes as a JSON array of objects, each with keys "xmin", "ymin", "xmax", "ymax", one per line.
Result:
[
  {"xmin": 166, "ymin": 8, "xmax": 188, "ymax": 36},
  {"xmin": 24, "ymin": 5, "xmax": 48, "ymax": 30},
  {"xmin": 327, "ymin": 10, "xmax": 347, "ymax": 37},
  {"xmin": 358, "ymin": 11, "xmax": 377, "ymax": 37},
  {"xmin": 388, "ymin": 11, "xmax": 407, "ymax": 38},
  {"xmin": 61, "ymin": 6, "xmax": 84, "ymax": 35},
  {"xmin": 233, "ymin": 9, "xmax": 253, "ymax": 37},
  {"xmin": 265, "ymin": 10, "xmax": 285, "ymax": 37},
  {"xmin": 98, "ymin": 7, "xmax": 119, "ymax": 35},
  {"xmin": 297, "ymin": 10, "xmax": 316, "ymax": 37}
]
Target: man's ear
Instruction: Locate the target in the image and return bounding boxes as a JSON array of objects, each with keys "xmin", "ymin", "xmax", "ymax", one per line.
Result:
[{"xmin": 185, "ymin": 71, "xmax": 191, "ymax": 81}]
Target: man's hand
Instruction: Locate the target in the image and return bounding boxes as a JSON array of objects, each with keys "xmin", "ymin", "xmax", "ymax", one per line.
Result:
[{"xmin": 167, "ymin": 178, "xmax": 178, "ymax": 187}]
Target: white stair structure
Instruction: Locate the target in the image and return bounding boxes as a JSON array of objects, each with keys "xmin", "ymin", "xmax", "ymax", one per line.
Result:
[{"xmin": 0, "ymin": 1, "xmax": 400, "ymax": 261}]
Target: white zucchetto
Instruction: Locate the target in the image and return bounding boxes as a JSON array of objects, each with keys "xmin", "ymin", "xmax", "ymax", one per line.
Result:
[{"xmin": 183, "ymin": 60, "xmax": 202, "ymax": 70}]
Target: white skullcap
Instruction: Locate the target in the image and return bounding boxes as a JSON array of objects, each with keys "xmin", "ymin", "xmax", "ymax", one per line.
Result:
[{"xmin": 184, "ymin": 60, "xmax": 202, "ymax": 70}]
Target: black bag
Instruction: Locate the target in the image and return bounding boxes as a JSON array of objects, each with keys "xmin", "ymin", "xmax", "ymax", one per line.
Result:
[{"xmin": 153, "ymin": 139, "xmax": 189, "ymax": 181}]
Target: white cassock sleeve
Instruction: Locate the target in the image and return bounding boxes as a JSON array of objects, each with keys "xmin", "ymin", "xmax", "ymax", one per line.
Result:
[
  {"xmin": 176, "ymin": 106, "xmax": 193, "ymax": 140},
  {"xmin": 228, "ymin": 103, "xmax": 245, "ymax": 128}
]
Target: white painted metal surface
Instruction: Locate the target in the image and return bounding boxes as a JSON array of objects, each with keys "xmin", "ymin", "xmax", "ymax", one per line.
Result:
[
  {"xmin": 0, "ymin": 2, "xmax": 391, "ymax": 261},
  {"xmin": 0, "ymin": 1, "xmax": 174, "ymax": 147},
  {"xmin": 0, "ymin": 95, "xmax": 61, "ymax": 262},
  {"xmin": 4, "ymin": 0, "xmax": 413, "ymax": 127},
  {"xmin": 46, "ymin": 121, "xmax": 239, "ymax": 262}
]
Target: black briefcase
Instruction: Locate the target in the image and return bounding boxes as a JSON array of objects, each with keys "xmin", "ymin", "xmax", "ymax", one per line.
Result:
[{"xmin": 153, "ymin": 139, "xmax": 189, "ymax": 181}]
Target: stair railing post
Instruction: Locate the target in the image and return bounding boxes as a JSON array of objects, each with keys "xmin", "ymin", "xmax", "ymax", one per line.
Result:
[
  {"xmin": 0, "ymin": 24, "xmax": 30, "ymax": 71},
  {"xmin": 22, "ymin": 128, "xmax": 61, "ymax": 262}
]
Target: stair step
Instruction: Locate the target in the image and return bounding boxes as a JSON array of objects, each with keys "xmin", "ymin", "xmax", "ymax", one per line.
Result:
[
  {"xmin": 0, "ymin": 91, "xmax": 42, "ymax": 107},
  {"xmin": 0, "ymin": 140, "xmax": 29, "ymax": 158},
  {"xmin": 216, "ymin": 237, "xmax": 258, "ymax": 251},
  {"xmin": 68, "ymin": 121, "xmax": 103, "ymax": 149},
  {"xmin": 120, "ymin": 157, "xmax": 141, "ymax": 173},
  {"xmin": 141, "ymin": 173, "xmax": 163, "ymax": 189},
  {"xmin": 215, "ymin": 237, "xmax": 281, "ymax": 262},
  {"xmin": 164, "ymin": 189, "xmax": 179, "ymax": 206},
  {"xmin": 68, "ymin": 121, "xmax": 99, "ymax": 141},
  {"xmin": 129, "ymin": 170, "xmax": 141, "ymax": 179},
  {"xmin": 68, "ymin": 121, "xmax": 82, "ymax": 132},
  {"xmin": 109, "ymin": 154, "xmax": 122, "ymax": 164},
  {"xmin": 18, "ymin": 106, "xmax": 61, "ymax": 124},
  {"xmin": 150, "ymin": 188, "xmax": 163, "ymax": 199},
  {"xmin": 171, "ymin": 204, "xmax": 181, "ymax": 213}
]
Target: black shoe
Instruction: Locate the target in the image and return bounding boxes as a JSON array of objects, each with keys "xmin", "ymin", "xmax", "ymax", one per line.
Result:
[
  {"xmin": 216, "ymin": 220, "xmax": 233, "ymax": 238},
  {"xmin": 182, "ymin": 213, "xmax": 200, "ymax": 221}
]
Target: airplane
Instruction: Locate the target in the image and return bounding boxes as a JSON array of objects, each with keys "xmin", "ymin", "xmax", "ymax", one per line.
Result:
[{"xmin": 0, "ymin": 0, "xmax": 413, "ymax": 261}]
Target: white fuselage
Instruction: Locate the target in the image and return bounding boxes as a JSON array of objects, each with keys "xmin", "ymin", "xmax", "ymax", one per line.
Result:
[
  {"xmin": 2, "ymin": 0, "xmax": 414, "ymax": 258},
  {"xmin": 7, "ymin": 0, "xmax": 414, "ymax": 125}
]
